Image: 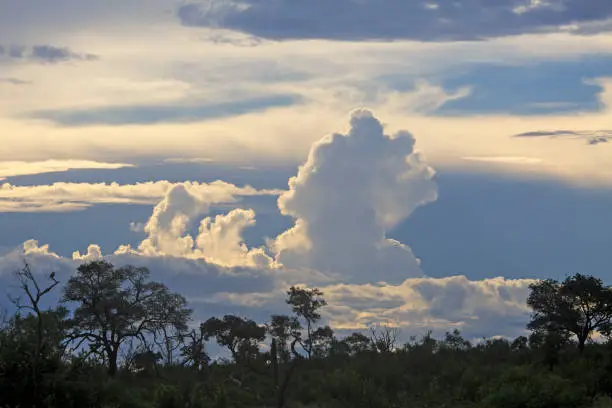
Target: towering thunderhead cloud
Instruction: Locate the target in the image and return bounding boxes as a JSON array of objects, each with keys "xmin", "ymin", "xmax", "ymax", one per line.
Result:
[{"xmin": 274, "ymin": 110, "xmax": 438, "ymax": 284}]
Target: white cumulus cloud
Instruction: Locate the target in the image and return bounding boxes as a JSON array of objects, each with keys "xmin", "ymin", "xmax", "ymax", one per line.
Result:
[
  {"xmin": 274, "ymin": 109, "xmax": 438, "ymax": 284},
  {"xmin": 135, "ymin": 184, "xmax": 274, "ymax": 267},
  {"xmin": 195, "ymin": 208, "xmax": 273, "ymax": 267}
]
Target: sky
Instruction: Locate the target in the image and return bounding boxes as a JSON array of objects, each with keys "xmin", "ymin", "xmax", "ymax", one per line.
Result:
[{"xmin": 1, "ymin": 0, "xmax": 612, "ymax": 343}]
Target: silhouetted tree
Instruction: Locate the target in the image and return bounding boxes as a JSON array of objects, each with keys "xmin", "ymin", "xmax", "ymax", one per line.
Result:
[
  {"xmin": 527, "ymin": 273, "xmax": 612, "ymax": 353},
  {"xmin": 286, "ymin": 286, "xmax": 327, "ymax": 359},
  {"xmin": 310, "ymin": 325, "xmax": 335, "ymax": 358},
  {"xmin": 9, "ymin": 262, "xmax": 62, "ymax": 362},
  {"xmin": 7, "ymin": 262, "xmax": 63, "ymax": 399},
  {"xmin": 267, "ymin": 314, "xmax": 301, "ymax": 363},
  {"xmin": 441, "ymin": 328, "xmax": 471, "ymax": 351},
  {"xmin": 179, "ymin": 327, "xmax": 210, "ymax": 371},
  {"xmin": 529, "ymin": 329, "xmax": 570, "ymax": 370},
  {"xmin": 129, "ymin": 348, "xmax": 163, "ymax": 376},
  {"xmin": 201, "ymin": 315, "xmax": 266, "ymax": 363},
  {"xmin": 341, "ymin": 332, "xmax": 372, "ymax": 355},
  {"xmin": 62, "ymin": 261, "xmax": 190, "ymax": 376},
  {"xmin": 511, "ymin": 336, "xmax": 529, "ymax": 351},
  {"xmin": 370, "ymin": 321, "xmax": 400, "ymax": 353},
  {"xmin": 149, "ymin": 288, "xmax": 192, "ymax": 365}
]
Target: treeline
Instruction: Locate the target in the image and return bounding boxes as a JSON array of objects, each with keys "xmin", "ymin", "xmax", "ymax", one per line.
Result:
[{"xmin": 2, "ymin": 261, "xmax": 612, "ymax": 407}]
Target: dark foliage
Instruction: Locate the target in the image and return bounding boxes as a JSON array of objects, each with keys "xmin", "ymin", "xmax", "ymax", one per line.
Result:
[{"xmin": 2, "ymin": 265, "xmax": 612, "ymax": 408}]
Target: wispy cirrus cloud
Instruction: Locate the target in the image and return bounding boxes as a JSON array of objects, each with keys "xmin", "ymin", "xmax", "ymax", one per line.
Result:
[
  {"xmin": 514, "ymin": 129, "xmax": 612, "ymax": 144},
  {"xmin": 0, "ymin": 78, "xmax": 30, "ymax": 85},
  {"xmin": 25, "ymin": 94, "xmax": 300, "ymax": 126},
  {"xmin": 0, "ymin": 160, "xmax": 132, "ymax": 180},
  {"xmin": 462, "ymin": 156, "xmax": 543, "ymax": 165},
  {"xmin": 0, "ymin": 180, "xmax": 282, "ymax": 213}
]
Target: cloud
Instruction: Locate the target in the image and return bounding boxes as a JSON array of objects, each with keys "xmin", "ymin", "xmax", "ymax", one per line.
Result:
[
  {"xmin": 180, "ymin": 271, "xmax": 536, "ymax": 340},
  {"xmin": 0, "ymin": 107, "xmax": 588, "ymax": 341},
  {"xmin": 0, "ymin": 0, "xmax": 177, "ymax": 39},
  {"xmin": 515, "ymin": 130, "xmax": 585, "ymax": 137},
  {"xmin": 380, "ymin": 81, "xmax": 472, "ymax": 114},
  {"xmin": 0, "ymin": 159, "xmax": 132, "ymax": 181},
  {"xmin": 513, "ymin": 129, "xmax": 612, "ymax": 144},
  {"xmin": 0, "ymin": 78, "xmax": 30, "ymax": 85},
  {"xmin": 2, "ymin": 20, "xmax": 611, "ymax": 189},
  {"xmin": 21, "ymin": 110, "xmax": 435, "ymax": 277},
  {"xmin": 163, "ymin": 157, "xmax": 215, "ymax": 164},
  {"xmin": 313, "ymin": 80, "xmax": 472, "ymax": 116},
  {"xmin": 0, "ymin": 180, "xmax": 281, "ymax": 213},
  {"xmin": 0, "ymin": 239, "xmax": 535, "ymax": 341},
  {"xmin": 461, "ymin": 156, "xmax": 544, "ymax": 165},
  {"xmin": 177, "ymin": 0, "xmax": 612, "ymax": 42},
  {"xmin": 195, "ymin": 209, "xmax": 273, "ymax": 267},
  {"xmin": 273, "ymin": 109, "xmax": 438, "ymax": 284},
  {"xmin": 322, "ymin": 275, "xmax": 534, "ymax": 338},
  {"xmin": 124, "ymin": 184, "xmax": 275, "ymax": 268},
  {"xmin": 0, "ymin": 44, "xmax": 99, "ymax": 63},
  {"xmin": 410, "ymin": 275, "xmax": 531, "ymax": 325},
  {"xmin": 0, "ymin": 105, "xmax": 540, "ymax": 342},
  {"xmin": 0, "ymin": 240, "xmax": 278, "ymax": 308},
  {"xmin": 29, "ymin": 45, "xmax": 99, "ymax": 63},
  {"xmin": 26, "ymin": 95, "xmax": 300, "ymax": 126}
]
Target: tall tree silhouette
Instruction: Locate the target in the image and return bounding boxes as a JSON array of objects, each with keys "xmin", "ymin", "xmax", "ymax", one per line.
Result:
[
  {"xmin": 527, "ymin": 273, "xmax": 612, "ymax": 353},
  {"xmin": 62, "ymin": 261, "xmax": 191, "ymax": 375}
]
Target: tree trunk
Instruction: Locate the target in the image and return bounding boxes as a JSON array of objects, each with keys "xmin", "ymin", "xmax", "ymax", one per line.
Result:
[
  {"xmin": 306, "ymin": 321, "xmax": 312, "ymax": 359},
  {"xmin": 578, "ymin": 326, "xmax": 589, "ymax": 355},
  {"xmin": 108, "ymin": 346, "xmax": 119, "ymax": 376},
  {"xmin": 271, "ymin": 338, "xmax": 279, "ymax": 387},
  {"xmin": 163, "ymin": 327, "xmax": 173, "ymax": 366},
  {"xmin": 276, "ymin": 347, "xmax": 299, "ymax": 408}
]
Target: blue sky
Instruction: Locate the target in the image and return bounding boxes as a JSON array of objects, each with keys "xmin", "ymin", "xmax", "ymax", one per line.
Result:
[
  {"xmin": 0, "ymin": 0, "xmax": 611, "ymax": 342},
  {"xmin": 436, "ymin": 57, "xmax": 612, "ymax": 115}
]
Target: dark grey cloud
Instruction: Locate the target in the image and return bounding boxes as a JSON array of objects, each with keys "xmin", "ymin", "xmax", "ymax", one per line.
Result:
[
  {"xmin": 25, "ymin": 94, "xmax": 299, "ymax": 126},
  {"xmin": 110, "ymin": 252, "xmax": 278, "ymax": 297},
  {"xmin": 0, "ymin": 44, "xmax": 99, "ymax": 64},
  {"xmin": 514, "ymin": 129, "xmax": 612, "ymax": 145},
  {"xmin": 177, "ymin": 0, "xmax": 612, "ymax": 42},
  {"xmin": 515, "ymin": 130, "xmax": 584, "ymax": 137}
]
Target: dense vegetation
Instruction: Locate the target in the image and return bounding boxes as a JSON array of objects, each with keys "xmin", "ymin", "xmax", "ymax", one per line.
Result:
[{"xmin": 2, "ymin": 261, "xmax": 612, "ymax": 407}]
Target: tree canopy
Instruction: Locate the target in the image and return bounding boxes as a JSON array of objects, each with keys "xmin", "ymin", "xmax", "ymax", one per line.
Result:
[
  {"xmin": 62, "ymin": 261, "xmax": 191, "ymax": 375},
  {"xmin": 527, "ymin": 273, "xmax": 612, "ymax": 353}
]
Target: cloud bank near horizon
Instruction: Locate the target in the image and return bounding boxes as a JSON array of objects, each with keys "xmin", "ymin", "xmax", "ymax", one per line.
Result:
[{"xmin": 0, "ymin": 237, "xmax": 535, "ymax": 342}]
